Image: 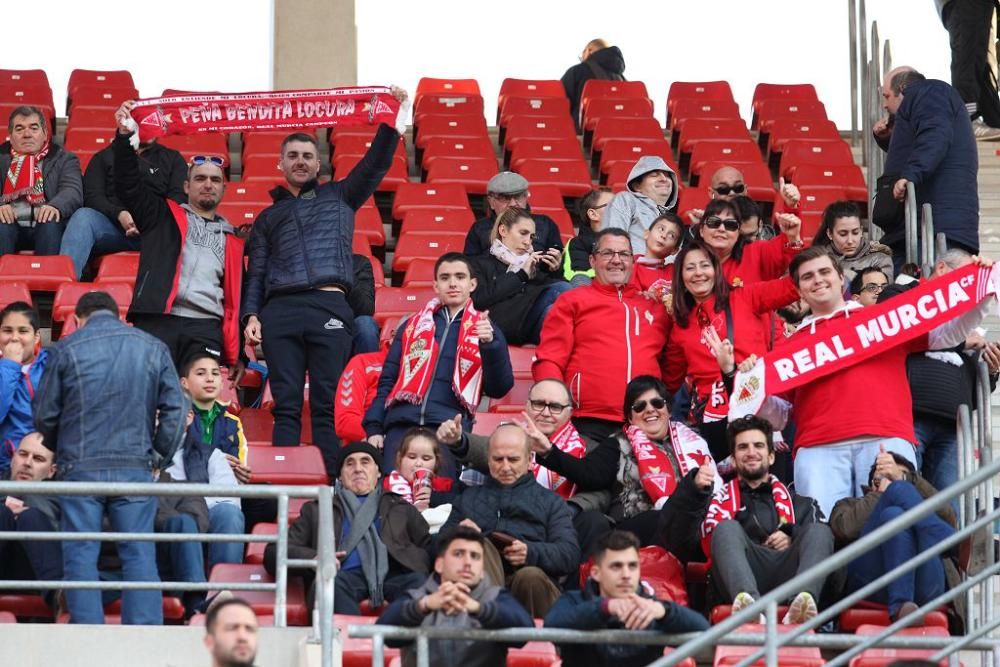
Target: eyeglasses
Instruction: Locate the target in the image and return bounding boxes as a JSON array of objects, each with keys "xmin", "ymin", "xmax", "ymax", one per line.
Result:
[
  {"xmin": 489, "ymin": 192, "xmax": 527, "ymax": 202},
  {"xmin": 861, "ymin": 283, "xmax": 886, "ymax": 294},
  {"xmin": 528, "ymin": 399, "xmax": 570, "ymax": 415},
  {"xmin": 704, "ymin": 216, "xmax": 740, "ymax": 232},
  {"xmin": 713, "ymin": 183, "xmax": 746, "ymax": 196},
  {"xmin": 593, "ymin": 249, "xmax": 634, "ymax": 260},
  {"xmin": 631, "ymin": 397, "xmax": 667, "ymax": 413},
  {"xmin": 590, "ymin": 203, "xmax": 609, "ymax": 210},
  {"xmin": 191, "ymin": 155, "xmax": 225, "ymax": 167}
]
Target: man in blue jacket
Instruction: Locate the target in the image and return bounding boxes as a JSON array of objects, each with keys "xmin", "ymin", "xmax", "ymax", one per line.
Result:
[{"xmin": 364, "ymin": 252, "xmax": 514, "ymax": 478}]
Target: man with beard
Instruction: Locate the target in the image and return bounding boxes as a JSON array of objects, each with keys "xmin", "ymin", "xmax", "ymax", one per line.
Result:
[{"xmin": 204, "ymin": 598, "xmax": 258, "ymax": 667}]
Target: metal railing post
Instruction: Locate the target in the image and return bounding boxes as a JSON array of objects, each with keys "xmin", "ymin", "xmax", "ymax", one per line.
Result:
[
  {"xmin": 921, "ymin": 203, "xmax": 935, "ymax": 276},
  {"xmin": 905, "ymin": 181, "xmax": 918, "ymax": 265},
  {"xmin": 274, "ymin": 492, "xmax": 289, "ymax": 628},
  {"xmin": 848, "ymin": 0, "xmax": 859, "ymax": 145},
  {"xmin": 859, "ymin": 0, "xmax": 869, "ymax": 166},
  {"xmin": 765, "ymin": 601, "xmax": 778, "ymax": 667},
  {"xmin": 316, "ymin": 485, "xmax": 336, "ymax": 667},
  {"xmin": 976, "ymin": 361, "xmax": 996, "ymax": 642}
]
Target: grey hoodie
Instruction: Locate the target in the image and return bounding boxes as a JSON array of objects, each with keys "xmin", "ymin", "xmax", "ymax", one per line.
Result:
[{"xmin": 603, "ymin": 156, "xmax": 678, "ymax": 254}]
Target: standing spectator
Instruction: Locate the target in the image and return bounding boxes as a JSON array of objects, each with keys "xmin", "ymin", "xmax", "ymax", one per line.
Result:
[
  {"xmin": 377, "ymin": 526, "xmax": 534, "ymax": 667},
  {"xmin": 937, "ymin": 0, "xmax": 1000, "ymax": 138},
  {"xmin": 33, "ymin": 291, "xmax": 188, "ymax": 625},
  {"xmin": 463, "ymin": 171, "xmax": 564, "ymax": 259},
  {"xmin": 545, "ymin": 530, "xmax": 708, "ymax": 667},
  {"xmin": 812, "ymin": 201, "xmax": 893, "ymax": 284},
  {"xmin": 0, "ymin": 106, "xmax": 82, "ymax": 256},
  {"xmin": 363, "ymin": 252, "xmax": 513, "ymax": 478},
  {"xmin": 335, "ymin": 339, "xmax": 390, "ymax": 445},
  {"xmin": 564, "ymin": 188, "xmax": 613, "ymax": 286},
  {"xmin": 604, "ymin": 156, "xmax": 678, "ymax": 255},
  {"xmin": 734, "ymin": 196, "xmax": 775, "ymax": 242},
  {"xmin": 242, "ymin": 87, "xmax": 410, "ymax": 476},
  {"xmin": 533, "ymin": 229, "xmax": 671, "ymax": 442},
  {"xmin": 469, "ymin": 207, "xmax": 572, "ymax": 345},
  {"xmin": 112, "ymin": 101, "xmax": 245, "ymax": 376},
  {"xmin": 60, "ymin": 136, "xmax": 187, "ymax": 279},
  {"xmin": 350, "ymin": 253, "xmax": 380, "ymax": 355},
  {"xmin": 561, "ymin": 39, "xmax": 626, "ymax": 129},
  {"xmin": 203, "ymin": 598, "xmax": 259, "ymax": 667},
  {"xmin": 0, "ymin": 301, "xmax": 49, "ymax": 478}
]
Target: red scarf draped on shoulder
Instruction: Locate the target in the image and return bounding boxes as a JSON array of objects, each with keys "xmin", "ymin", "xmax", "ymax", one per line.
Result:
[
  {"xmin": 700, "ymin": 475, "xmax": 794, "ymax": 558},
  {"xmin": 532, "ymin": 420, "xmax": 587, "ymax": 499},
  {"xmin": 3, "ymin": 141, "xmax": 49, "ymax": 205},
  {"xmin": 626, "ymin": 421, "xmax": 717, "ymax": 508},
  {"xmin": 386, "ymin": 298, "xmax": 484, "ymax": 413}
]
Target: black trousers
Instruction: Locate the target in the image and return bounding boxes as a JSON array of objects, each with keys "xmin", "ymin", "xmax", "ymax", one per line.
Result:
[
  {"xmin": 945, "ymin": 0, "xmax": 999, "ymax": 122},
  {"xmin": 131, "ymin": 314, "xmax": 223, "ymax": 370},
  {"xmin": 261, "ymin": 290, "xmax": 354, "ymax": 477}
]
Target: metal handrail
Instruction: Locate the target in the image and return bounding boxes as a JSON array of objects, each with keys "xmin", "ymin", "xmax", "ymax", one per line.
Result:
[
  {"xmin": 859, "ymin": 0, "xmax": 869, "ymax": 166},
  {"xmin": 921, "ymin": 203, "xmax": 935, "ymax": 276},
  {"xmin": 848, "ymin": 0, "xmax": 859, "ymax": 145},
  {"xmin": 905, "ymin": 181, "xmax": 919, "ymax": 265}
]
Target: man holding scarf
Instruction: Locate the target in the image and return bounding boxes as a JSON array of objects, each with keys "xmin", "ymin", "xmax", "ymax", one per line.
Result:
[
  {"xmin": 0, "ymin": 106, "xmax": 82, "ymax": 256},
  {"xmin": 263, "ymin": 441, "xmax": 431, "ymax": 614},
  {"xmin": 364, "ymin": 252, "xmax": 514, "ymax": 478},
  {"xmin": 701, "ymin": 415, "xmax": 831, "ymax": 625}
]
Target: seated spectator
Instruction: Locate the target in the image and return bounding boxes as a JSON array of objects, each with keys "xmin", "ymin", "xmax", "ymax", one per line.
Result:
[
  {"xmin": 438, "ymin": 424, "xmax": 580, "ymax": 616},
  {"xmin": 0, "ymin": 106, "xmax": 82, "ymax": 256},
  {"xmin": 470, "ymin": 207, "xmax": 572, "ymax": 345},
  {"xmin": 785, "ymin": 247, "xmax": 992, "ymax": 516},
  {"xmin": 204, "ymin": 597, "xmax": 259, "ymax": 667},
  {"xmin": 701, "ymin": 415, "xmax": 832, "ymax": 624},
  {"xmin": 632, "ymin": 212, "xmax": 683, "ymax": 306},
  {"xmin": 59, "ymin": 135, "xmax": 186, "ymax": 279},
  {"xmin": 0, "ymin": 301, "xmax": 49, "ymax": 478},
  {"xmin": 154, "ymin": 467, "xmax": 211, "ymax": 618},
  {"xmin": 830, "ymin": 448, "xmax": 958, "ymax": 622},
  {"xmin": 364, "ymin": 253, "xmax": 514, "ymax": 478},
  {"xmin": 533, "ymin": 229, "xmax": 670, "ymax": 442},
  {"xmin": 812, "ymin": 201, "xmax": 893, "ymax": 284},
  {"xmin": 561, "ymin": 39, "xmax": 626, "ymax": 129},
  {"xmin": 0, "ymin": 432, "xmax": 62, "ymax": 609},
  {"xmin": 604, "ymin": 157, "xmax": 678, "ymax": 254},
  {"xmin": 350, "ymin": 252, "xmax": 380, "ymax": 355},
  {"xmin": 564, "ymin": 188, "xmax": 613, "ymax": 287},
  {"xmin": 382, "ymin": 427, "xmax": 456, "ymax": 512},
  {"xmin": 545, "ymin": 530, "xmax": 708, "ymax": 667},
  {"xmin": 264, "ymin": 441, "xmax": 431, "ymax": 614},
  {"xmin": 734, "ymin": 196, "xmax": 775, "ymax": 242},
  {"xmin": 849, "ymin": 266, "xmax": 891, "ymax": 306},
  {"xmin": 179, "ymin": 351, "xmax": 249, "ymax": 481},
  {"xmin": 464, "ymin": 172, "xmax": 564, "ymax": 259},
  {"xmin": 378, "ymin": 525, "xmax": 534, "ymax": 667},
  {"xmin": 335, "ymin": 323, "xmax": 394, "ymax": 444},
  {"xmin": 688, "ymin": 166, "xmax": 801, "ymax": 226},
  {"xmin": 776, "ymin": 298, "xmax": 811, "ymax": 338}
]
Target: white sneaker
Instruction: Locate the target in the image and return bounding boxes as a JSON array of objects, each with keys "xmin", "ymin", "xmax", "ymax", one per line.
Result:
[
  {"xmin": 782, "ymin": 591, "xmax": 818, "ymax": 624},
  {"xmin": 972, "ymin": 118, "xmax": 1000, "ymax": 141},
  {"xmin": 732, "ymin": 591, "xmax": 765, "ymax": 624}
]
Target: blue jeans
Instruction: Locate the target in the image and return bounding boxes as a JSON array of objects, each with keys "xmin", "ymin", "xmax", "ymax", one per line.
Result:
[
  {"xmin": 353, "ymin": 315, "xmax": 380, "ymax": 355},
  {"xmin": 912, "ymin": 416, "xmax": 959, "ymax": 493},
  {"xmin": 846, "ymin": 481, "xmax": 955, "ymax": 618},
  {"xmin": 60, "ymin": 468, "xmax": 162, "ymax": 625},
  {"xmin": 207, "ymin": 502, "xmax": 245, "ymax": 572},
  {"xmin": 0, "ymin": 219, "xmax": 65, "ymax": 256},
  {"xmin": 525, "ymin": 282, "xmax": 575, "ymax": 343},
  {"xmin": 334, "ymin": 567, "xmax": 426, "ymax": 615},
  {"xmin": 157, "ymin": 513, "xmax": 206, "ymax": 614},
  {"xmin": 59, "ymin": 207, "xmax": 141, "ymax": 279}
]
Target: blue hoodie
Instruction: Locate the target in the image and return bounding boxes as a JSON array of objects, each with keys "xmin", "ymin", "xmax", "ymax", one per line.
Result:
[{"xmin": 0, "ymin": 348, "xmax": 50, "ymax": 476}]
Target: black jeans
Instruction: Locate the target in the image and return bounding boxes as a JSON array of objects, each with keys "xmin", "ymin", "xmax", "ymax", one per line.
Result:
[
  {"xmin": 0, "ymin": 504, "xmax": 64, "ymax": 604},
  {"xmin": 262, "ymin": 290, "xmax": 354, "ymax": 477},
  {"xmin": 131, "ymin": 314, "xmax": 224, "ymax": 370},
  {"xmin": 944, "ymin": 0, "xmax": 998, "ymax": 121},
  {"xmin": 333, "ymin": 567, "xmax": 425, "ymax": 615}
]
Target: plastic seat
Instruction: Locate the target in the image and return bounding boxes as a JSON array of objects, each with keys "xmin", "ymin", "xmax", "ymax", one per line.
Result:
[
  {"xmin": 399, "ymin": 209, "xmax": 475, "ymax": 237},
  {"xmin": 0, "ymin": 594, "xmax": 50, "ymax": 619},
  {"xmin": 508, "ymin": 642, "xmax": 560, "ymax": 667},
  {"xmin": 67, "ymin": 69, "xmax": 135, "ymax": 98},
  {"xmin": 65, "ymin": 107, "xmax": 117, "ymax": 133},
  {"xmin": 0, "ymin": 282, "xmax": 32, "ymax": 310},
  {"xmin": 598, "ymin": 137, "xmax": 675, "ymax": 177},
  {"xmin": 590, "ymin": 117, "xmax": 665, "ymax": 155},
  {"xmin": 838, "ymin": 604, "xmax": 948, "ymax": 632},
  {"xmin": 696, "ymin": 161, "xmax": 776, "ymax": 204},
  {"xmin": 159, "ymin": 133, "xmax": 230, "ymax": 168},
  {"xmin": 246, "ymin": 444, "xmax": 328, "ymax": 485},
  {"xmin": 0, "ymin": 255, "xmax": 76, "ymax": 292},
  {"xmin": 751, "ymin": 83, "xmax": 820, "ymax": 129},
  {"xmin": 413, "ymin": 93, "xmax": 485, "ymax": 126},
  {"xmin": 791, "ymin": 163, "xmax": 868, "ymax": 203},
  {"xmin": 391, "ymin": 232, "xmax": 467, "ymax": 280},
  {"xmin": 0, "ymin": 84, "xmax": 55, "ymax": 115},
  {"xmin": 499, "ymin": 95, "xmax": 572, "ymax": 131},
  {"xmin": 486, "ymin": 379, "xmax": 534, "ymax": 413},
  {"xmin": 336, "ymin": 614, "xmax": 401, "ymax": 667},
  {"xmin": 515, "ymin": 158, "xmax": 594, "ymax": 198},
  {"xmin": 497, "ymin": 78, "xmax": 565, "ymax": 115},
  {"xmin": 525, "ymin": 184, "xmax": 570, "ymax": 211},
  {"xmin": 847, "ymin": 624, "xmax": 950, "ymax": 667},
  {"xmin": 67, "ymin": 86, "xmax": 138, "ymax": 113},
  {"xmin": 420, "ymin": 136, "xmax": 496, "ymax": 171},
  {"xmin": 391, "ymin": 182, "xmax": 471, "ymax": 221},
  {"xmin": 329, "ymin": 124, "xmax": 378, "ymax": 149},
  {"xmin": 778, "ymin": 139, "xmax": 856, "ymax": 181},
  {"xmin": 228, "ymin": 182, "xmax": 277, "ymax": 207},
  {"xmin": 332, "ymin": 154, "xmax": 409, "ymax": 192},
  {"xmin": 106, "ymin": 596, "xmax": 185, "ymax": 623},
  {"xmin": 239, "ymin": 408, "xmax": 274, "ymax": 446},
  {"xmin": 330, "ymin": 138, "xmax": 408, "ymax": 166},
  {"xmin": 503, "ymin": 115, "xmax": 578, "ymax": 153},
  {"xmin": 710, "ymin": 605, "xmax": 789, "ymax": 625},
  {"xmin": 209, "ymin": 563, "xmax": 309, "ymax": 626},
  {"xmin": 217, "ymin": 202, "xmax": 267, "ymax": 231},
  {"xmin": 688, "ymin": 140, "xmax": 763, "ymax": 183},
  {"xmin": 509, "ymin": 138, "xmax": 584, "ymax": 172},
  {"xmin": 677, "ymin": 118, "xmax": 752, "ymax": 155},
  {"xmin": 667, "ymin": 81, "xmax": 736, "ymax": 117},
  {"xmin": 582, "ymin": 97, "xmax": 655, "ymax": 133},
  {"xmin": 64, "ymin": 127, "xmax": 115, "ymax": 159},
  {"xmin": 415, "ymin": 77, "xmax": 481, "ymax": 100},
  {"xmin": 0, "ymin": 611, "xmax": 15, "ymax": 623},
  {"xmin": 241, "ymin": 154, "xmax": 288, "ymax": 186},
  {"xmin": 472, "ymin": 412, "xmax": 513, "ymax": 436},
  {"xmin": 425, "ymin": 157, "xmax": 499, "ymax": 195},
  {"xmin": 355, "ymin": 206, "xmax": 387, "ymax": 251},
  {"xmin": 92, "ymin": 252, "xmax": 139, "ymax": 285},
  {"xmin": 757, "ymin": 99, "xmax": 829, "ymax": 135},
  {"xmin": 505, "ymin": 346, "xmax": 537, "ymax": 380},
  {"xmin": 676, "ymin": 187, "xmax": 709, "ymax": 222},
  {"xmin": 714, "ymin": 624, "xmax": 823, "ymax": 667},
  {"xmin": 413, "ymin": 114, "xmax": 490, "ymax": 151},
  {"xmin": 580, "ymin": 80, "xmax": 650, "ymax": 119},
  {"xmin": 0, "ymin": 69, "xmax": 48, "ymax": 88},
  {"xmin": 668, "ymin": 97, "xmax": 742, "ymax": 132},
  {"xmin": 374, "ymin": 286, "xmax": 439, "ymax": 326},
  {"xmin": 401, "ymin": 258, "xmax": 437, "ymax": 287},
  {"xmin": 243, "ymin": 522, "xmax": 276, "ymax": 565},
  {"xmin": 52, "ymin": 282, "xmax": 132, "ymax": 339},
  {"xmin": 766, "ymin": 118, "xmax": 842, "ymax": 156}
]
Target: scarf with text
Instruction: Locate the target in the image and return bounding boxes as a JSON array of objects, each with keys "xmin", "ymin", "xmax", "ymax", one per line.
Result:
[
  {"xmin": 129, "ymin": 87, "xmax": 400, "ymax": 142},
  {"xmin": 729, "ymin": 262, "xmax": 1000, "ymax": 420},
  {"xmin": 386, "ymin": 298, "xmax": 484, "ymax": 413},
  {"xmin": 701, "ymin": 475, "xmax": 794, "ymax": 557},
  {"xmin": 3, "ymin": 141, "xmax": 49, "ymax": 205},
  {"xmin": 381, "ymin": 470, "xmax": 453, "ymax": 504},
  {"xmin": 533, "ymin": 420, "xmax": 587, "ymax": 499},
  {"xmin": 626, "ymin": 420, "xmax": 715, "ymax": 507}
]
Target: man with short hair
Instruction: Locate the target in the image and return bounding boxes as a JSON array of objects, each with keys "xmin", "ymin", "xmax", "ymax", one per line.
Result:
[
  {"xmin": 534, "ymin": 228, "xmax": 670, "ymax": 442},
  {"xmin": 34, "ymin": 291, "xmax": 188, "ymax": 624},
  {"xmin": 561, "ymin": 39, "xmax": 626, "ymax": 129},
  {"xmin": 204, "ymin": 597, "xmax": 258, "ymax": 667},
  {"xmin": 264, "ymin": 441, "xmax": 431, "ymax": 614},
  {"xmin": 564, "ymin": 188, "xmax": 613, "ymax": 286},
  {"xmin": 364, "ymin": 252, "xmax": 513, "ymax": 477},
  {"xmin": 603, "ymin": 156, "xmax": 678, "ymax": 255},
  {"xmin": 377, "ymin": 525, "xmax": 534, "ymax": 667},
  {"xmin": 849, "ymin": 266, "xmax": 891, "ymax": 306},
  {"xmin": 0, "ymin": 106, "xmax": 83, "ymax": 256},
  {"xmin": 701, "ymin": 415, "xmax": 832, "ymax": 625},
  {"xmin": 463, "ymin": 171, "xmax": 564, "ymax": 261},
  {"xmin": 439, "ymin": 424, "xmax": 580, "ymax": 616},
  {"xmin": 545, "ymin": 530, "xmax": 708, "ymax": 666}
]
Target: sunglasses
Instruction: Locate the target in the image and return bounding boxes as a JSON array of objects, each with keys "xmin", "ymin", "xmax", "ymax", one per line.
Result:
[
  {"xmin": 713, "ymin": 183, "xmax": 746, "ymax": 196},
  {"xmin": 191, "ymin": 155, "xmax": 225, "ymax": 167},
  {"xmin": 704, "ymin": 216, "xmax": 740, "ymax": 232},
  {"xmin": 631, "ymin": 397, "xmax": 667, "ymax": 413}
]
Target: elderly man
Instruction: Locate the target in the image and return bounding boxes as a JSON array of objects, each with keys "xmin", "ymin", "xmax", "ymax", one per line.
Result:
[
  {"xmin": 0, "ymin": 106, "xmax": 82, "ymax": 256},
  {"xmin": 463, "ymin": 171, "xmax": 564, "ymax": 262},
  {"xmin": 439, "ymin": 423, "xmax": 580, "ymax": 617},
  {"xmin": 204, "ymin": 597, "xmax": 259, "ymax": 667},
  {"xmin": 603, "ymin": 156, "xmax": 678, "ymax": 255},
  {"xmin": 264, "ymin": 441, "xmax": 431, "ymax": 614},
  {"xmin": 533, "ymin": 228, "xmax": 670, "ymax": 442}
]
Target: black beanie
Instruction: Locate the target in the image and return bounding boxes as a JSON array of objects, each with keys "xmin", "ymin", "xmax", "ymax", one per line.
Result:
[{"xmin": 337, "ymin": 441, "xmax": 383, "ymax": 477}]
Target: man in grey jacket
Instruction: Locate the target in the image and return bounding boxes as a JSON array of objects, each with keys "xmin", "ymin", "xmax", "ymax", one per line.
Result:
[{"xmin": 603, "ymin": 156, "xmax": 678, "ymax": 254}]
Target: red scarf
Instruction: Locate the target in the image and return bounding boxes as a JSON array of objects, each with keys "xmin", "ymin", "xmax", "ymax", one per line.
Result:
[
  {"xmin": 730, "ymin": 262, "xmax": 1000, "ymax": 420},
  {"xmin": 382, "ymin": 470, "xmax": 453, "ymax": 504},
  {"xmin": 3, "ymin": 141, "xmax": 49, "ymax": 205},
  {"xmin": 626, "ymin": 421, "xmax": 717, "ymax": 507},
  {"xmin": 386, "ymin": 298, "xmax": 484, "ymax": 413},
  {"xmin": 129, "ymin": 87, "xmax": 401, "ymax": 142},
  {"xmin": 532, "ymin": 420, "xmax": 587, "ymax": 499},
  {"xmin": 701, "ymin": 475, "xmax": 795, "ymax": 558}
]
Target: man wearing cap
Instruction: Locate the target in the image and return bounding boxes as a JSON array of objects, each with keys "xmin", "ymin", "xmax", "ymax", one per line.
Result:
[
  {"xmin": 263, "ymin": 441, "xmax": 432, "ymax": 614},
  {"xmin": 463, "ymin": 171, "xmax": 565, "ymax": 264},
  {"xmin": 603, "ymin": 156, "xmax": 679, "ymax": 255}
]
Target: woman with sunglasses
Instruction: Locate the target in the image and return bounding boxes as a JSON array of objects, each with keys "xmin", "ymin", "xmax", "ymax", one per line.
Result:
[
  {"xmin": 812, "ymin": 200, "xmax": 894, "ymax": 284},
  {"xmin": 665, "ymin": 240, "xmax": 799, "ymax": 446},
  {"xmin": 695, "ymin": 199, "xmax": 804, "ymax": 286}
]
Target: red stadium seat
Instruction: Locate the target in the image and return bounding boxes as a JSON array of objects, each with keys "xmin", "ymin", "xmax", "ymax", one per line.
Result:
[
  {"xmin": 598, "ymin": 137, "xmax": 676, "ymax": 177},
  {"xmin": 239, "ymin": 408, "xmax": 274, "ymax": 446},
  {"xmin": 667, "ymin": 81, "xmax": 736, "ymax": 117},
  {"xmin": 355, "ymin": 206, "xmax": 387, "ymax": 251},
  {"xmin": 413, "ymin": 114, "xmax": 490, "ymax": 151},
  {"xmin": 229, "ymin": 181, "xmax": 277, "ymax": 206},
  {"xmin": 413, "ymin": 94, "xmax": 485, "ymax": 126},
  {"xmin": 416, "ymin": 77, "xmax": 481, "ymax": 100},
  {"xmin": 217, "ymin": 202, "xmax": 267, "ymax": 231},
  {"xmin": 696, "ymin": 161, "xmax": 776, "ymax": 205},
  {"xmin": 486, "ymin": 380, "xmax": 533, "ymax": 413},
  {"xmin": 710, "ymin": 605, "xmax": 789, "ymax": 625},
  {"xmin": 515, "ymin": 158, "xmax": 594, "ymax": 198},
  {"xmin": 331, "ymin": 139, "xmax": 408, "ymax": 167},
  {"xmin": 756, "ymin": 99, "xmax": 829, "ymax": 135},
  {"xmin": 766, "ymin": 118, "xmax": 842, "ymax": 157},
  {"xmin": 497, "ymin": 78, "xmax": 565, "ymax": 114},
  {"xmin": 67, "ymin": 69, "xmax": 135, "ymax": 97},
  {"xmin": 391, "ymin": 182, "xmax": 471, "ymax": 221},
  {"xmin": 244, "ymin": 522, "xmax": 276, "ymax": 564},
  {"xmin": 472, "ymin": 412, "xmax": 512, "ymax": 437},
  {"xmin": 668, "ymin": 97, "xmax": 742, "ymax": 132},
  {"xmin": 525, "ymin": 184, "xmax": 569, "ymax": 211},
  {"xmin": 375, "ymin": 286, "xmax": 439, "ymax": 326},
  {"xmin": 0, "ymin": 84, "xmax": 55, "ymax": 116},
  {"xmin": 0, "ymin": 282, "xmax": 32, "ymax": 310},
  {"xmin": 247, "ymin": 444, "xmax": 328, "ymax": 485},
  {"xmin": 0, "ymin": 611, "xmax": 15, "ymax": 623},
  {"xmin": 580, "ymin": 80, "xmax": 650, "ymax": 119},
  {"xmin": 52, "ymin": 282, "xmax": 132, "ymax": 338},
  {"xmin": 688, "ymin": 140, "xmax": 763, "ymax": 183},
  {"xmin": 582, "ymin": 97, "xmax": 655, "ymax": 133},
  {"xmin": 65, "ymin": 107, "xmax": 117, "ymax": 133},
  {"xmin": 503, "ymin": 115, "xmax": 578, "ymax": 153},
  {"xmin": 241, "ymin": 154, "xmax": 288, "ymax": 186},
  {"xmin": 499, "ymin": 95, "xmax": 572, "ymax": 131},
  {"xmin": 591, "ymin": 117, "xmax": 665, "ymax": 155},
  {"xmin": 0, "ymin": 594, "xmax": 50, "ymax": 619},
  {"xmin": 778, "ymin": 139, "xmax": 856, "ymax": 181},
  {"xmin": 506, "ymin": 346, "xmax": 537, "ymax": 379},
  {"xmin": 509, "ymin": 138, "xmax": 584, "ymax": 172},
  {"xmin": 789, "ymin": 163, "xmax": 868, "ymax": 203},
  {"xmin": 677, "ymin": 118, "xmax": 752, "ymax": 155},
  {"xmin": 713, "ymin": 624, "xmax": 823, "ymax": 667},
  {"xmin": 333, "ymin": 153, "xmax": 409, "ymax": 192},
  {"xmin": 508, "ymin": 642, "xmax": 560, "ymax": 667},
  {"xmin": 399, "ymin": 209, "xmax": 475, "ymax": 237},
  {"xmin": 64, "ymin": 127, "xmax": 115, "ymax": 157},
  {"xmin": 0, "ymin": 69, "xmax": 48, "ymax": 88},
  {"xmin": 847, "ymin": 624, "xmax": 950, "ymax": 667},
  {"xmin": 242, "ymin": 132, "xmax": 293, "ymax": 162},
  {"xmin": 402, "ymin": 257, "xmax": 438, "ymax": 287},
  {"xmin": 106, "ymin": 597, "xmax": 185, "ymax": 623},
  {"xmin": 337, "ymin": 614, "xmax": 401, "ymax": 667},
  {"xmin": 159, "ymin": 133, "xmax": 230, "ymax": 168},
  {"xmin": 329, "ymin": 125, "xmax": 378, "ymax": 149},
  {"xmin": 544, "ymin": 208, "xmax": 576, "ymax": 239},
  {"xmin": 839, "ymin": 603, "xmax": 948, "ymax": 632},
  {"xmin": 67, "ymin": 86, "xmax": 138, "ymax": 114},
  {"xmin": 425, "ymin": 157, "xmax": 498, "ymax": 195},
  {"xmin": 751, "ymin": 83, "xmax": 820, "ymax": 129},
  {"xmin": 420, "ymin": 136, "xmax": 496, "ymax": 172},
  {"xmin": 209, "ymin": 563, "xmax": 309, "ymax": 626},
  {"xmin": 676, "ymin": 187, "xmax": 709, "ymax": 223},
  {"xmin": 391, "ymin": 232, "xmax": 467, "ymax": 279},
  {"xmin": 0, "ymin": 255, "xmax": 76, "ymax": 292},
  {"xmin": 368, "ymin": 254, "xmax": 386, "ymax": 288}
]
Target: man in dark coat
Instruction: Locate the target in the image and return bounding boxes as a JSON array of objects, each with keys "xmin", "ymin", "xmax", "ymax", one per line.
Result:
[
  {"xmin": 561, "ymin": 39, "xmax": 626, "ymax": 130},
  {"xmin": 462, "ymin": 171, "xmax": 564, "ymax": 260}
]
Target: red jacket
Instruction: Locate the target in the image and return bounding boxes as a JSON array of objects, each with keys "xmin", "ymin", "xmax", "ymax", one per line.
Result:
[
  {"xmin": 335, "ymin": 349, "xmax": 387, "ymax": 443},
  {"xmin": 631, "ymin": 256, "xmax": 673, "ymax": 298},
  {"xmin": 721, "ymin": 234, "xmax": 800, "ymax": 286},
  {"xmin": 533, "ymin": 280, "xmax": 671, "ymax": 422},
  {"xmin": 666, "ymin": 277, "xmax": 799, "ymax": 421}
]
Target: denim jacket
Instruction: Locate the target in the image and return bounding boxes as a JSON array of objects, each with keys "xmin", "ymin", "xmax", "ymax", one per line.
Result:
[{"xmin": 33, "ymin": 311, "xmax": 188, "ymax": 476}]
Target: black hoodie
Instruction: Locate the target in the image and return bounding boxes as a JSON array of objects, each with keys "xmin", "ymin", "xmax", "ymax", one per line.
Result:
[{"xmin": 561, "ymin": 46, "xmax": 626, "ymax": 129}]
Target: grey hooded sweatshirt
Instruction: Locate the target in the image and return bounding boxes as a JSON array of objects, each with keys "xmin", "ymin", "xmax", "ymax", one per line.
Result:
[{"xmin": 603, "ymin": 156, "xmax": 678, "ymax": 254}]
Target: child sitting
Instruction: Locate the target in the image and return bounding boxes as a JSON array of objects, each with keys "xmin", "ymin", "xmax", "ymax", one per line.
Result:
[
  {"xmin": 0, "ymin": 302, "xmax": 49, "ymax": 478},
  {"xmin": 633, "ymin": 213, "xmax": 684, "ymax": 307},
  {"xmin": 383, "ymin": 427, "xmax": 456, "ymax": 532}
]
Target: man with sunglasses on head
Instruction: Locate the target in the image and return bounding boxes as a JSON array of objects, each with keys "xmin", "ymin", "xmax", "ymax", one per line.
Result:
[{"xmin": 112, "ymin": 101, "xmax": 245, "ymax": 380}]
